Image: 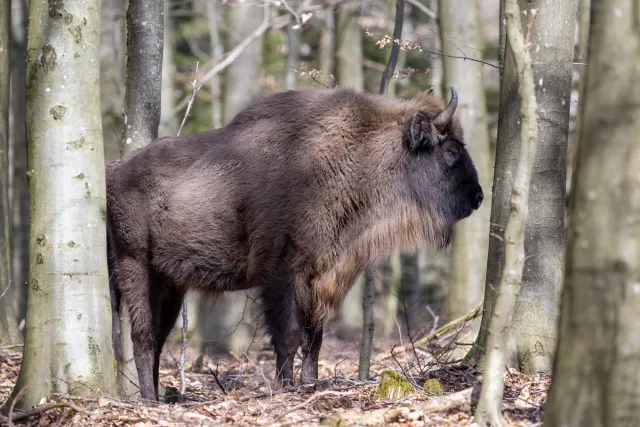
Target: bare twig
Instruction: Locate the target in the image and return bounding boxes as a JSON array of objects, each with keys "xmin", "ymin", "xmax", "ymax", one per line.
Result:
[
  {"xmin": 405, "ymin": 0, "xmax": 435, "ymax": 19},
  {"xmin": 274, "ymin": 391, "xmax": 355, "ymax": 421},
  {"xmin": 173, "ymin": 2, "xmax": 271, "ymax": 115},
  {"xmin": 179, "ymin": 297, "xmax": 188, "ymax": 396},
  {"xmin": 209, "ymin": 367, "xmax": 227, "ymax": 395},
  {"xmin": 177, "ymin": 62, "xmax": 201, "ymax": 137},
  {"xmin": 379, "ymin": 0, "xmax": 406, "ymax": 94}
]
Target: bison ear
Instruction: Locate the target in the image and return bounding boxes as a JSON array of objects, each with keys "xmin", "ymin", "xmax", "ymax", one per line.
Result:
[{"xmin": 404, "ymin": 111, "xmax": 436, "ymax": 152}]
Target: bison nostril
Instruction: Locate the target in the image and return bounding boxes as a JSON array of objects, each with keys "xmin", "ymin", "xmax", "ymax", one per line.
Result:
[{"xmin": 474, "ymin": 191, "xmax": 484, "ymax": 209}]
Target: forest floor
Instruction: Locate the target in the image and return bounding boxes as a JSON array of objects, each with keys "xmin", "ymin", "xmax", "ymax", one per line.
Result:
[{"xmin": 0, "ymin": 333, "xmax": 549, "ymax": 427}]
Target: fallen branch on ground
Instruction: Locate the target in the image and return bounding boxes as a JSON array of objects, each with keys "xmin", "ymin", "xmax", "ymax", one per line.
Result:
[
  {"xmin": 0, "ymin": 401, "xmax": 146, "ymax": 424},
  {"xmin": 274, "ymin": 390, "xmax": 355, "ymax": 421},
  {"xmin": 379, "ymin": 303, "xmax": 482, "ymax": 362}
]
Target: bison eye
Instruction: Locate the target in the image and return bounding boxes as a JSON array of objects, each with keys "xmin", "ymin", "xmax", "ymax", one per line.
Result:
[{"xmin": 444, "ymin": 148, "xmax": 459, "ymax": 167}]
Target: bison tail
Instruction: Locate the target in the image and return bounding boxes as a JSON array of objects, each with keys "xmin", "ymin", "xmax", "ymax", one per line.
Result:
[{"xmin": 107, "ymin": 231, "xmax": 124, "ymax": 362}]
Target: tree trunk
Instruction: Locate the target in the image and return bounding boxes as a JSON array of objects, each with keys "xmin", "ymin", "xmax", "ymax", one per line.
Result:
[
  {"xmin": 9, "ymin": 0, "xmax": 116, "ymax": 409},
  {"xmin": 439, "ymin": 0, "xmax": 492, "ymax": 320},
  {"xmin": 158, "ymin": 0, "xmax": 177, "ymax": 137},
  {"xmin": 543, "ymin": 1, "xmax": 640, "ymax": 425},
  {"xmin": 205, "ymin": 0, "xmax": 223, "ymax": 130},
  {"xmin": 469, "ymin": 0, "xmax": 577, "ymax": 373},
  {"xmin": 285, "ymin": 25, "xmax": 300, "ymax": 90},
  {"xmin": 427, "ymin": 0, "xmax": 442, "ymax": 96},
  {"xmin": 472, "ymin": 0, "xmax": 539, "ymax": 423},
  {"xmin": 223, "ymin": 2, "xmax": 264, "ymax": 124},
  {"xmin": 0, "ymin": 0, "xmax": 18, "ymax": 345},
  {"xmin": 320, "ymin": 5, "xmax": 335, "ymax": 85},
  {"xmin": 358, "ymin": 266, "xmax": 376, "ymax": 381},
  {"xmin": 9, "ymin": 0, "xmax": 28, "ymax": 330},
  {"xmin": 335, "ymin": 1, "xmax": 364, "ymax": 90},
  {"xmin": 383, "ymin": 252, "xmax": 402, "ymax": 336},
  {"xmin": 121, "ymin": 0, "xmax": 163, "ymax": 155},
  {"xmin": 116, "ymin": 0, "xmax": 164, "ymax": 399}
]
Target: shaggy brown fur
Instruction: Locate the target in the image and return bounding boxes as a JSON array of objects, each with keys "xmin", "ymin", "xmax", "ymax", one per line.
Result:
[{"xmin": 107, "ymin": 87, "xmax": 484, "ymax": 401}]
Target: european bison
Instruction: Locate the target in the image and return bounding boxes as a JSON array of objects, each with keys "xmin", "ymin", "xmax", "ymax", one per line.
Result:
[{"xmin": 107, "ymin": 87, "xmax": 483, "ymax": 401}]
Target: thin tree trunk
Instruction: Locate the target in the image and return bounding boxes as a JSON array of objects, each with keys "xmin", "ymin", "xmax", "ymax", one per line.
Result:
[
  {"xmin": 205, "ymin": 0, "xmax": 223, "ymax": 129},
  {"xmin": 9, "ymin": 0, "xmax": 28, "ymax": 329},
  {"xmin": 439, "ymin": 0, "xmax": 492, "ymax": 320},
  {"xmin": 472, "ymin": 1, "xmax": 538, "ymax": 424},
  {"xmin": 285, "ymin": 25, "xmax": 300, "ymax": 90},
  {"xmin": 469, "ymin": 0, "xmax": 577, "ymax": 373},
  {"xmin": 158, "ymin": 0, "xmax": 177, "ymax": 137},
  {"xmin": 576, "ymin": 0, "xmax": 590, "ymax": 61},
  {"xmin": 335, "ymin": 1, "xmax": 364, "ymax": 90},
  {"xmin": 427, "ymin": 0, "xmax": 442, "ymax": 96},
  {"xmin": 8, "ymin": 0, "xmax": 116, "ymax": 409},
  {"xmin": 0, "ymin": 0, "xmax": 18, "ymax": 345},
  {"xmin": 543, "ymin": 1, "xmax": 640, "ymax": 425},
  {"xmin": 358, "ymin": 266, "xmax": 375, "ymax": 381},
  {"xmin": 121, "ymin": 0, "xmax": 163, "ymax": 155},
  {"xmin": 383, "ymin": 252, "xmax": 402, "ymax": 336},
  {"xmin": 116, "ymin": 0, "xmax": 164, "ymax": 400},
  {"xmin": 320, "ymin": 5, "xmax": 335, "ymax": 84}
]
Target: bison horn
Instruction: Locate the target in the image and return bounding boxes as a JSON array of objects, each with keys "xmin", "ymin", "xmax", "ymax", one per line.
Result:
[
  {"xmin": 433, "ymin": 86, "xmax": 458, "ymax": 132},
  {"xmin": 425, "ymin": 87, "xmax": 434, "ymax": 96}
]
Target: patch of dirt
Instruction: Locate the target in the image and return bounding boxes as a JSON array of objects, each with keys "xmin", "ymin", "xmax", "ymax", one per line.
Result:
[{"xmin": 0, "ymin": 338, "xmax": 549, "ymax": 426}]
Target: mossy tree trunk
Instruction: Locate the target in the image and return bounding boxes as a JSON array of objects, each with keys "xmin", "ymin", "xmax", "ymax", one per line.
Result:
[
  {"xmin": 543, "ymin": 1, "xmax": 640, "ymax": 425},
  {"xmin": 9, "ymin": 0, "xmax": 116, "ymax": 409},
  {"xmin": 439, "ymin": 0, "xmax": 493, "ymax": 320},
  {"xmin": 0, "ymin": 0, "xmax": 19, "ymax": 345},
  {"xmin": 116, "ymin": 0, "xmax": 164, "ymax": 399},
  {"xmin": 470, "ymin": 0, "xmax": 577, "ymax": 373}
]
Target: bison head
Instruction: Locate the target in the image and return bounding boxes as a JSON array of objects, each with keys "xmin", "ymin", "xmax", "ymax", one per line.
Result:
[{"xmin": 401, "ymin": 86, "xmax": 484, "ymax": 237}]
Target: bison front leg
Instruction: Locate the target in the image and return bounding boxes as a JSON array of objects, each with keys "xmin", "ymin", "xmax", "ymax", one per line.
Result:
[
  {"xmin": 301, "ymin": 326, "xmax": 323, "ymax": 383},
  {"xmin": 260, "ymin": 274, "xmax": 303, "ymax": 387}
]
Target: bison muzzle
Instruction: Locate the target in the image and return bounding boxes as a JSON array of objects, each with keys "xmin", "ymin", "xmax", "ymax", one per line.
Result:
[{"xmin": 106, "ymin": 86, "xmax": 483, "ymax": 401}]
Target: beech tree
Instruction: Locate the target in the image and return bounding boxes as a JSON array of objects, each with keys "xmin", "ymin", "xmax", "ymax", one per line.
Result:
[
  {"xmin": 470, "ymin": 0, "xmax": 578, "ymax": 373},
  {"xmin": 543, "ymin": 0, "xmax": 640, "ymax": 425},
  {"xmin": 439, "ymin": 0, "xmax": 492, "ymax": 319},
  {"xmin": 0, "ymin": 0, "xmax": 18, "ymax": 345},
  {"xmin": 9, "ymin": 0, "xmax": 116, "ymax": 408},
  {"xmin": 116, "ymin": 0, "xmax": 164, "ymax": 398}
]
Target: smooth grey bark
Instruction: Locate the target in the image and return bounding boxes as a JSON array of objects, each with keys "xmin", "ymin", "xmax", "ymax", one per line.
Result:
[
  {"xmin": 383, "ymin": 252, "xmax": 402, "ymax": 336},
  {"xmin": 158, "ymin": 0, "xmax": 177, "ymax": 137},
  {"xmin": 576, "ymin": 0, "xmax": 590, "ymax": 61},
  {"xmin": 320, "ymin": 5, "xmax": 335, "ymax": 84},
  {"xmin": 427, "ymin": 0, "xmax": 442, "ymax": 96},
  {"xmin": 543, "ymin": 1, "xmax": 640, "ymax": 425},
  {"xmin": 121, "ymin": 0, "xmax": 163, "ymax": 155},
  {"xmin": 99, "ymin": 0, "xmax": 126, "ymax": 161},
  {"xmin": 9, "ymin": 0, "xmax": 28, "ymax": 333},
  {"xmin": 439, "ymin": 0, "xmax": 492, "ymax": 319},
  {"xmin": 10, "ymin": 0, "xmax": 116, "ymax": 409},
  {"xmin": 0, "ymin": 0, "xmax": 18, "ymax": 345},
  {"xmin": 222, "ymin": 2, "xmax": 264, "ymax": 124},
  {"xmin": 116, "ymin": 0, "xmax": 164, "ymax": 400},
  {"xmin": 470, "ymin": 0, "xmax": 577, "ymax": 373},
  {"xmin": 335, "ymin": 1, "xmax": 364, "ymax": 90},
  {"xmin": 205, "ymin": 0, "xmax": 223, "ymax": 129},
  {"xmin": 358, "ymin": 266, "xmax": 375, "ymax": 381},
  {"xmin": 285, "ymin": 25, "xmax": 300, "ymax": 90},
  {"xmin": 473, "ymin": 0, "xmax": 539, "ymax": 423}
]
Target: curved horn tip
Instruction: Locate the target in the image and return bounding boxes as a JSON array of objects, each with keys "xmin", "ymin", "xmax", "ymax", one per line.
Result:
[
  {"xmin": 449, "ymin": 86, "xmax": 458, "ymax": 99},
  {"xmin": 426, "ymin": 87, "xmax": 434, "ymax": 95}
]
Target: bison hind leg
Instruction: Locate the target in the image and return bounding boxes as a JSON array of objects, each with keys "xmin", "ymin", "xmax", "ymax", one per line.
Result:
[{"xmin": 300, "ymin": 326, "xmax": 323, "ymax": 383}]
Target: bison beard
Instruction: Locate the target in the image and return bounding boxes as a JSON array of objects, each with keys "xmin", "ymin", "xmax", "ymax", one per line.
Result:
[{"xmin": 106, "ymin": 87, "xmax": 483, "ymax": 401}]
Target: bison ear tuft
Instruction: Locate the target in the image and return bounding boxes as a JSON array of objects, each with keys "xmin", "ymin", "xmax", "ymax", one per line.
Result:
[{"xmin": 405, "ymin": 111, "xmax": 436, "ymax": 152}]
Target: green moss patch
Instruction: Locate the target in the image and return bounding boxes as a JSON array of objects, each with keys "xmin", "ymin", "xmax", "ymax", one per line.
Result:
[{"xmin": 374, "ymin": 370, "xmax": 415, "ymax": 401}]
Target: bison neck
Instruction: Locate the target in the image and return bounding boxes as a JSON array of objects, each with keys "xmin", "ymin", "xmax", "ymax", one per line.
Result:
[{"xmin": 305, "ymin": 203, "xmax": 451, "ymax": 327}]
